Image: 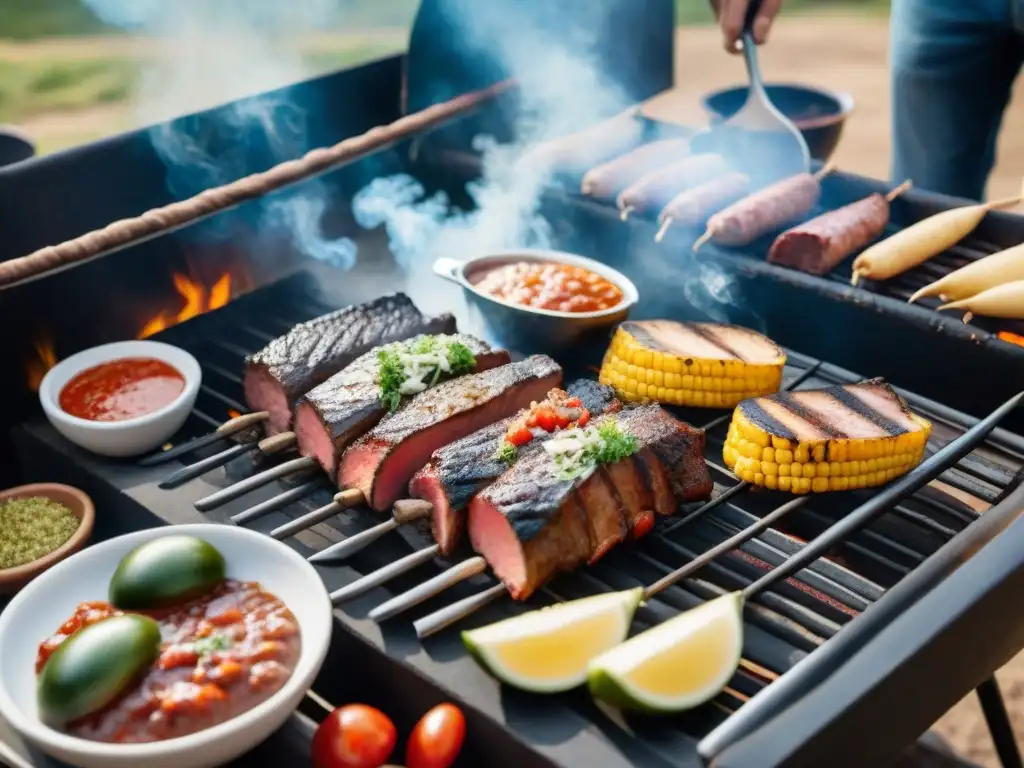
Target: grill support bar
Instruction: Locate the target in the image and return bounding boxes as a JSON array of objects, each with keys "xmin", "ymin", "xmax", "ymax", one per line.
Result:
[
  {"xmin": 699, "ymin": 442, "xmax": 1024, "ymax": 766},
  {"xmin": 976, "ymin": 677, "xmax": 1024, "ymax": 768},
  {"xmin": 742, "ymin": 391, "xmax": 1023, "ymax": 601}
]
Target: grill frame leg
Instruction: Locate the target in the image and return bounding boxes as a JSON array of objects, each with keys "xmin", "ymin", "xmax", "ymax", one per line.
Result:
[{"xmin": 976, "ymin": 676, "xmax": 1023, "ymax": 768}]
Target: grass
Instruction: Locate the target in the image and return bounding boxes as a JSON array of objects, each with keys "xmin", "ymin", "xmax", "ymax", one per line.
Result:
[
  {"xmin": 0, "ymin": 37, "xmax": 405, "ymax": 127},
  {"xmin": 0, "ymin": 0, "xmax": 110, "ymax": 40},
  {"xmin": 0, "ymin": 57, "xmax": 135, "ymax": 123}
]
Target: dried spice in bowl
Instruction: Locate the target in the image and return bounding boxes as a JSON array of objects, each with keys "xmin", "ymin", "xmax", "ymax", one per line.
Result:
[{"xmin": 0, "ymin": 497, "xmax": 80, "ymax": 570}]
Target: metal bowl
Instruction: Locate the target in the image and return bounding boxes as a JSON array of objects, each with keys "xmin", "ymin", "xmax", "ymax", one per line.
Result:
[
  {"xmin": 701, "ymin": 83, "xmax": 855, "ymax": 162},
  {"xmin": 433, "ymin": 249, "xmax": 638, "ymax": 354}
]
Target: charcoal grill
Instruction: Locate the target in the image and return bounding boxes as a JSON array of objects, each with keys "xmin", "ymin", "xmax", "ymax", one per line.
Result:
[{"xmin": 10, "ymin": 267, "xmax": 1024, "ymax": 768}]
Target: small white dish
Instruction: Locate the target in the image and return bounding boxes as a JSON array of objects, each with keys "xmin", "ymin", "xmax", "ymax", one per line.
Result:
[
  {"xmin": 0, "ymin": 524, "xmax": 333, "ymax": 768},
  {"xmin": 39, "ymin": 340, "xmax": 202, "ymax": 458}
]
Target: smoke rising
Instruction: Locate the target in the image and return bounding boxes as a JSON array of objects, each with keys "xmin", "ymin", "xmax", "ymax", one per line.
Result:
[
  {"xmin": 353, "ymin": 2, "xmax": 631, "ymax": 270},
  {"xmin": 82, "ymin": 0, "xmax": 357, "ymax": 268},
  {"xmin": 83, "ymin": 0, "xmax": 749, "ymax": 323},
  {"xmin": 350, "ymin": 0, "xmax": 750, "ymax": 325}
]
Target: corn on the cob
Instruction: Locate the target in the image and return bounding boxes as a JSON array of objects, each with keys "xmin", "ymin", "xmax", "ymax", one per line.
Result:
[
  {"xmin": 599, "ymin": 320, "xmax": 786, "ymax": 408},
  {"xmin": 723, "ymin": 379, "xmax": 931, "ymax": 494}
]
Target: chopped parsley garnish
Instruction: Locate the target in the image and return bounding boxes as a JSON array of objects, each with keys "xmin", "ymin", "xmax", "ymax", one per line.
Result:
[
  {"xmin": 544, "ymin": 418, "xmax": 638, "ymax": 481},
  {"xmin": 378, "ymin": 349, "xmax": 407, "ymax": 412},
  {"xmin": 377, "ymin": 336, "xmax": 476, "ymax": 412},
  {"xmin": 495, "ymin": 441, "xmax": 518, "ymax": 463},
  {"xmin": 194, "ymin": 633, "xmax": 233, "ymax": 657}
]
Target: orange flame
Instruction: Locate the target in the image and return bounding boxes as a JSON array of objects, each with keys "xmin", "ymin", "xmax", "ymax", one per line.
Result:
[
  {"xmin": 26, "ymin": 334, "xmax": 58, "ymax": 392},
  {"xmin": 24, "ymin": 269, "xmax": 240, "ymax": 392},
  {"xmin": 998, "ymin": 331, "xmax": 1024, "ymax": 348},
  {"xmin": 227, "ymin": 409, "xmax": 242, "ymax": 420},
  {"xmin": 138, "ymin": 271, "xmax": 233, "ymax": 339}
]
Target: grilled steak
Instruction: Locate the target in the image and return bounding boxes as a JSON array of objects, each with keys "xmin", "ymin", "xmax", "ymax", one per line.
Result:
[
  {"xmin": 468, "ymin": 404, "xmax": 711, "ymax": 600},
  {"xmin": 408, "ymin": 379, "xmax": 620, "ymax": 554},
  {"xmin": 294, "ymin": 334, "xmax": 507, "ymax": 476},
  {"xmin": 243, "ymin": 294, "xmax": 455, "ymax": 434},
  {"xmin": 339, "ymin": 356, "xmax": 564, "ymax": 511}
]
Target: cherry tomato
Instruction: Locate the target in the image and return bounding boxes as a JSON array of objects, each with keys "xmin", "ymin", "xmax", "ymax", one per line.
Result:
[
  {"xmin": 312, "ymin": 704, "xmax": 397, "ymax": 768},
  {"xmin": 533, "ymin": 407, "xmax": 562, "ymax": 433},
  {"xmin": 406, "ymin": 703, "xmax": 466, "ymax": 768},
  {"xmin": 576, "ymin": 409, "xmax": 591, "ymax": 427},
  {"xmin": 505, "ymin": 424, "xmax": 533, "ymax": 447},
  {"xmin": 630, "ymin": 509, "xmax": 656, "ymax": 540}
]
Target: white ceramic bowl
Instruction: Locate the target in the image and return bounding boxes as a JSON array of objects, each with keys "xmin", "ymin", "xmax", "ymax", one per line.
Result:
[
  {"xmin": 433, "ymin": 249, "xmax": 639, "ymax": 354},
  {"xmin": 39, "ymin": 340, "xmax": 202, "ymax": 458},
  {"xmin": 0, "ymin": 524, "xmax": 333, "ymax": 768}
]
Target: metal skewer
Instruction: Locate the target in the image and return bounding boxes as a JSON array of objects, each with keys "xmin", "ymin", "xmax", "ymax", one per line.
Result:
[
  {"xmin": 269, "ymin": 489, "xmax": 364, "ymax": 539},
  {"xmin": 370, "ymin": 556, "xmax": 488, "ymax": 622},
  {"xmin": 194, "ymin": 456, "xmax": 317, "ymax": 512},
  {"xmin": 231, "ymin": 479, "xmax": 325, "ymax": 525},
  {"xmin": 414, "ymin": 389, "xmax": 1024, "ymax": 638},
  {"xmin": 138, "ymin": 410, "xmax": 270, "ymax": 466},
  {"xmin": 355, "ymin": 366, "xmax": 824, "ymax": 622},
  {"xmin": 330, "ymin": 545, "xmax": 442, "ymax": 603},
  {"xmin": 309, "ymin": 499, "xmax": 434, "ymax": 563},
  {"xmin": 159, "ymin": 431, "xmax": 297, "ymax": 489},
  {"xmin": 411, "ymin": 495, "xmax": 806, "ymax": 637},
  {"xmin": 389, "ymin": 484, "xmax": 745, "ymax": 625},
  {"xmin": 160, "ymin": 440, "xmax": 260, "ymax": 489}
]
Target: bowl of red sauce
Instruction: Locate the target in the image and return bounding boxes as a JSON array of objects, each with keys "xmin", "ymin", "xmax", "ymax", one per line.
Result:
[
  {"xmin": 39, "ymin": 340, "xmax": 201, "ymax": 458},
  {"xmin": 433, "ymin": 249, "xmax": 639, "ymax": 352},
  {"xmin": 0, "ymin": 524, "xmax": 332, "ymax": 768}
]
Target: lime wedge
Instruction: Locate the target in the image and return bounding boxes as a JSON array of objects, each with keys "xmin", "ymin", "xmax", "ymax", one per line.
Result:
[
  {"xmin": 462, "ymin": 588, "xmax": 644, "ymax": 693},
  {"xmin": 587, "ymin": 592, "xmax": 743, "ymax": 712}
]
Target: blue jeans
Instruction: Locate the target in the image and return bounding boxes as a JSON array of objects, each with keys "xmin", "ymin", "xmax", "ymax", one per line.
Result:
[{"xmin": 891, "ymin": 0, "xmax": 1024, "ymax": 200}]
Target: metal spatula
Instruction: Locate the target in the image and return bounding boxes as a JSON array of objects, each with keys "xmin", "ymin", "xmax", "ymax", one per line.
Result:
[{"xmin": 690, "ymin": 0, "xmax": 810, "ymax": 185}]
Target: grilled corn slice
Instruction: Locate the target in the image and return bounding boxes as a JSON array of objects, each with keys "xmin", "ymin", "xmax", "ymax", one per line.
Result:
[
  {"xmin": 723, "ymin": 379, "xmax": 932, "ymax": 494},
  {"xmin": 599, "ymin": 320, "xmax": 786, "ymax": 408}
]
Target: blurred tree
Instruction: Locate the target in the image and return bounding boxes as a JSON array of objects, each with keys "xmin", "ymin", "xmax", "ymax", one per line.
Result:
[{"xmin": 0, "ymin": 0, "xmax": 111, "ymax": 39}]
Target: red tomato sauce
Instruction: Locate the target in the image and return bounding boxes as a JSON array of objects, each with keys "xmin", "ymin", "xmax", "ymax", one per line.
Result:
[
  {"xmin": 475, "ymin": 261, "xmax": 623, "ymax": 313},
  {"xmin": 37, "ymin": 580, "xmax": 301, "ymax": 744},
  {"xmin": 59, "ymin": 357, "xmax": 185, "ymax": 422}
]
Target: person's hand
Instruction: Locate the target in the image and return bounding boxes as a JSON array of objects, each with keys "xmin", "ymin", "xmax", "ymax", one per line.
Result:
[{"xmin": 711, "ymin": 0, "xmax": 784, "ymax": 53}]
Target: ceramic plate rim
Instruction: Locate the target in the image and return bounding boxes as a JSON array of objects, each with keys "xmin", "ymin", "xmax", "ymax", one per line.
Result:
[{"xmin": 0, "ymin": 524, "xmax": 332, "ymax": 761}]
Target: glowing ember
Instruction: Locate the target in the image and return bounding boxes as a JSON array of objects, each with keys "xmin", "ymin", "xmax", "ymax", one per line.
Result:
[
  {"xmin": 138, "ymin": 271, "xmax": 233, "ymax": 339},
  {"xmin": 227, "ymin": 409, "xmax": 242, "ymax": 420},
  {"xmin": 998, "ymin": 331, "xmax": 1024, "ymax": 348},
  {"xmin": 26, "ymin": 334, "xmax": 57, "ymax": 392}
]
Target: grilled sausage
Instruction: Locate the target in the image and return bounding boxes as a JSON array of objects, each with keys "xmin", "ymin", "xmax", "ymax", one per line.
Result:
[
  {"xmin": 654, "ymin": 172, "xmax": 751, "ymax": 242},
  {"xmin": 695, "ymin": 171, "xmax": 823, "ymax": 250},
  {"xmin": 767, "ymin": 194, "xmax": 892, "ymax": 275},
  {"xmin": 616, "ymin": 153, "xmax": 731, "ymax": 219},
  {"xmin": 580, "ymin": 139, "xmax": 691, "ymax": 201},
  {"xmin": 516, "ymin": 107, "xmax": 645, "ymax": 178}
]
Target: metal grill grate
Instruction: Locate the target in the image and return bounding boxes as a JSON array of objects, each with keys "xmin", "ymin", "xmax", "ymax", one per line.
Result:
[
  {"xmin": 417, "ymin": 143, "xmax": 1024, "ymax": 341},
  {"xmin": 132, "ymin": 274, "xmax": 1024, "ymax": 763}
]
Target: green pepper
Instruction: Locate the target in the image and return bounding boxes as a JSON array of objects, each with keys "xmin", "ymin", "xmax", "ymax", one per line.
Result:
[
  {"xmin": 38, "ymin": 614, "xmax": 161, "ymax": 726},
  {"xmin": 109, "ymin": 535, "xmax": 226, "ymax": 610}
]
